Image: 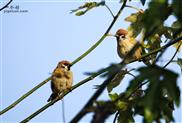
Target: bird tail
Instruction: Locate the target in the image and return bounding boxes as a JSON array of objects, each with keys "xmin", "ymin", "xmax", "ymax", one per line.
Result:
[{"xmin": 47, "ymin": 93, "xmax": 57, "ymax": 102}]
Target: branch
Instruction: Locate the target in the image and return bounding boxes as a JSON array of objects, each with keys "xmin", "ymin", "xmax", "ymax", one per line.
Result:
[
  {"xmin": 0, "ymin": 0, "xmax": 13, "ymax": 11},
  {"xmin": 128, "ymin": 40, "xmax": 181, "ymax": 99},
  {"xmin": 0, "ymin": 0, "xmax": 126, "ymax": 115},
  {"xmin": 113, "ymin": 111, "xmax": 119, "ymax": 123},
  {"xmin": 0, "ymin": 77, "xmax": 51, "ymax": 115},
  {"xmin": 129, "ymin": 36, "xmax": 182, "ymax": 63},
  {"xmin": 163, "ymin": 42, "xmax": 181, "ymax": 68},
  {"xmin": 105, "ymin": 4, "xmax": 115, "ymax": 18},
  {"xmin": 20, "ymin": 36, "xmax": 182, "ymax": 122},
  {"xmin": 20, "ymin": 67, "xmax": 108, "ymax": 123},
  {"xmin": 70, "ymin": 0, "xmax": 127, "ymax": 66},
  {"xmin": 70, "ymin": 71, "xmax": 119, "ymax": 123},
  {"xmin": 125, "ymin": 5, "xmax": 144, "ymax": 13}
]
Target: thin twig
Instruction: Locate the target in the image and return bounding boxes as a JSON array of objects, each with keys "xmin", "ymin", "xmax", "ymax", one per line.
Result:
[
  {"xmin": 113, "ymin": 111, "xmax": 119, "ymax": 123},
  {"xmin": 125, "ymin": 5, "xmax": 144, "ymax": 13},
  {"xmin": 163, "ymin": 43, "xmax": 181, "ymax": 68},
  {"xmin": 19, "ymin": 36, "xmax": 182, "ymax": 123},
  {"xmin": 126, "ymin": 42, "xmax": 182, "ymax": 100},
  {"xmin": 130, "ymin": 36, "xmax": 182, "ymax": 63},
  {"xmin": 0, "ymin": 0, "xmax": 13, "ymax": 11},
  {"xmin": 126, "ymin": 72, "xmax": 137, "ymax": 79},
  {"xmin": 70, "ymin": 0, "xmax": 127, "ymax": 66},
  {"xmin": 105, "ymin": 4, "xmax": 115, "ymax": 18},
  {"xmin": 0, "ymin": 0, "xmax": 125, "ymax": 115},
  {"xmin": 70, "ymin": 71, "xmax": 119, "ymax": 123},
  {"xmin": 0, "ymin": 77, "xmax": 51, "ymax": 115}
]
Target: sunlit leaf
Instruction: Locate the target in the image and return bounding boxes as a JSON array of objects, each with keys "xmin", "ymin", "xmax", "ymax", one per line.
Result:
[
  {"xmin": 116, "ymin": 101, "xmax": 128, "ymax": 111},
  {"xmin": 71, "ymin": 1, "xmax": 105, "ymax": 16},
  {"xmin": 125, "ymin": 12, "xmax": 144, "ymax": 37},
  {"xmin": 109, "ymin": 93, "xmax": 119, "ymax": 101}
]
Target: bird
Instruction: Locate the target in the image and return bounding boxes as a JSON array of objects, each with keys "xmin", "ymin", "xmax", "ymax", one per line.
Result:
[
  {"xmin": 115, "ymin": 28, "xmax": 142, "ymax": 63},
  {"xmin": 47, "ymin": 60, "xmax": 73, "ymax": 102}
]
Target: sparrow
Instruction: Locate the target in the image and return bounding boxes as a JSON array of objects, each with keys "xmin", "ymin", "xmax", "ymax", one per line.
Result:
[
  {"xmin": 115, "ymin": 28, "xmax": 142, "ymax": 63},
  {"xmin": 47, "ymin": 60, "xmax": 73, "ymax": 102}
]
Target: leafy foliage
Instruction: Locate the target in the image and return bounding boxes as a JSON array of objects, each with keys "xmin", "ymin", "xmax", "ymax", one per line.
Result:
[
  {"xmin": 71, "ymin": 0, "xmax": 182, "ymax": 123},
  {"xmin": 177, "ymin": 58, "xmax": 182, "ymax": 72},
  {"xmin": 107, "ymin": 70, "xmax": 126, "ymax": 93},
  {"xmin": 126, "ymin": 66, "xmax": 180, "ymax": 122},
  {"xmin": 70, "ymin": 1, "xmax": 105, "ymax": 16}
]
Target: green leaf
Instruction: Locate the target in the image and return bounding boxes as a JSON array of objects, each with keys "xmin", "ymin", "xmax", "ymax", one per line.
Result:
[
  {"xmin": 71, "ymin": 1, "xmax": 105, "ymax": 16},
  {"xmin": 172, "ymin": 20, "xmax": 181, "ymax": 29},
  {"xmin": 109, "ymin": 93, "xmax": 119, "ymax": 101},
  {"xmin": 172, "ymin": 0, "xmax": 182, "ymax": 23},
  {"xmin": 117, "ymin": 109, "xmax": 134, "ymax": 123},
  {"xmin": 126, "ymin": 66, "xmax": 180, "ymax": 122},
  {"xmin": 142, "ymin": 0, "xmax": 170, "ymax": 35},
  {"xmin": 125, "ymin": 12, "xmax": 144, "ymax": 37},
  {"xmin": 146, "ymin": 34, "xmax": 161, "ymax": 64},
  {"xmin": 116, "ymin": 101, "xmax": 128, "ymax": 111},
  {"xmin": 107, "ymin": 70, "xmax": 126, "ymax": 92},
  {"xmin": 177, "ymin": 58, "xmax": 182, "ymax": 72},
  {"xmin": 75, "ymin": 11, "xmax": 85, "ymax": 16}
]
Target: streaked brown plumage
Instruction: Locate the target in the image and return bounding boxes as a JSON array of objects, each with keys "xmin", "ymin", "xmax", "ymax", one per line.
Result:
[
  {"xmin": 47, "ymin": 60, "xmax": 73, "ymax": 102},
  {"xmin": 115, "ymin": 29, "xmax": 142, "ymax": 63}
]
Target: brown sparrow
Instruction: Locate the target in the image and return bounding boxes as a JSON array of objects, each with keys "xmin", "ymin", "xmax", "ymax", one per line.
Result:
[
  {"xmin": 47, "ymin": 60, "xmax": 73, "ymax": 102},
  {"xmin": 115, "ymin": 28, "xmax": 142, "ymax": 63}
]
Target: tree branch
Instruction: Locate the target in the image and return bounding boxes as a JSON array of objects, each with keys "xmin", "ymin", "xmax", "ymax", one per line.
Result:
[
  {"xmin": 70, "ymin": 0, "xmax": 127, "ymax": 66},
  {"xmin": 19, "ymin": 36, "xmax": 182, "ymax": 123},
  {"xmin": 0, "ymin": 0, "xmax": 127, "ymax": 116},
  {"xmin": 125, "ymin": 5, "xmax": 144, "ymax": 13},
  {"xmin": 105, "ymin": 4, "xmax": 115, "ymax": 18},
  {"xmin": 113, "ymin": 111, "xmax": 119, "ymax": 123},
  {"xmin": 163, "ymin": 42, "xmax": 181, "ymax": 68},
  {"xmin": 0, "ymin": 0, "xmax": 13, "ymax": 11},
  {"xmin": 70, "ymin": 71, "xmax": 119, "ymax": 123},
  {"xmin": 0, "ymin": 77, "xmax": 51, "ymax": 115}
]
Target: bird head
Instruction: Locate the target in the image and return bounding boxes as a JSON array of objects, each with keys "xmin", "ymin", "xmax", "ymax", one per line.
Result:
[
  {"xmin": 115, "ymin": 28, "xmax": 128, "ymax": 41},
  {"xmin": 57, "ymin": 60, "xmax": 71, "ymax": 70}
]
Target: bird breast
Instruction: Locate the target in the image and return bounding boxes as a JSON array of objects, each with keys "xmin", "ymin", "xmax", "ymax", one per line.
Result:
[{"xmin": 117, "ymin": 38, "xmax": 135, "ymax": 58}]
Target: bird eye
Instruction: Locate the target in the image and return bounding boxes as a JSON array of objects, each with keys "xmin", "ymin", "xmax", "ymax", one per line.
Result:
[{"xmin": 119, "ymin": 35, "xmax": 125, "ymax": 40}]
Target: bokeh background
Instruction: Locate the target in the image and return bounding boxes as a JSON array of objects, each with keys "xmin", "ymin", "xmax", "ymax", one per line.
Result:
[{"xmin": 0, "ymin": 0, "xmax": 181, "ymax": 122}]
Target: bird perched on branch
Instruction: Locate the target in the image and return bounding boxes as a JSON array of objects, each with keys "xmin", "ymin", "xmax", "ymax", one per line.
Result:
[
  {"xmin": 47, "ymin": 60, "xmax": 73, "ymax": 102},
  {"xmin": 115, "ymin": 28, "xmax": 142, "ymax": 63}
]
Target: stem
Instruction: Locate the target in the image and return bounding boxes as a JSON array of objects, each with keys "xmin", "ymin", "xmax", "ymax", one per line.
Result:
[
  {"xmin": 0, "ymin": 77, "xmax": 51, "ymax": 115},
  {"xmin": 70, "ymin": 0, "xmax": 127, "ymax": 66},
  {"xmin": 19, "ymin": 36, "xmax": 181, "ymax": 122},
  {"xmin": 125, "ymin": 5, "xmax": 144, "ymax": 13},
  {"xmin": 129, "ymin": 36, "xmax": 182, "ymax": 63},
  {"xmin": 20, "ymin": 68, "xmax": 108, "ymax": 123},
  {"xmin": 105, "ymin": 4, "xmax": 115, "ymax": 18},
  {"xmin": 0, "ymin": 0, "xmax": 13, "ymax": 11},
  {"xmin": 0, "ymin": 0, "xmax": 126, "ymax": 115},
  {"xmin": 70, "ymin": 71, "xmax": 118, "ymax": 123},
  {"xmin": 163, "ymin": 43, "xmax": 181, "ymax": 68},
  {"xmin": 113, "ymin": 111, "xmax": 119, "ymax": 123}
]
